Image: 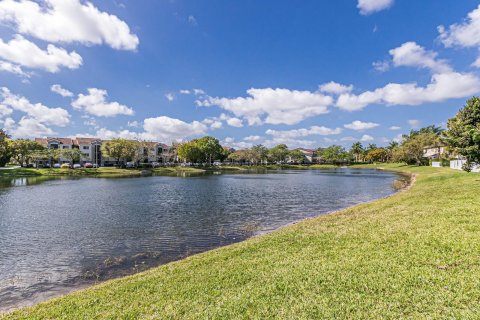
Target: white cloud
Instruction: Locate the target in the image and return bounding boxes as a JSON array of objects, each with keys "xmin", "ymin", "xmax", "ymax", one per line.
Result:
[
  {"xmin": 94, "ymin": 116, "xmax": 207, "ymax": 143},
  {"xmin": 318, "ymin": 81, "xmax": 353, "ymax": 95},
  {"xmin": 340, "ymin": 136, "xmax": 356, "ymax": 142},
  {"xmin": 8, "ymin": 117, "xmax": 56, "ymax": 137},
  {"xmin": 0, "ymin": 104, "xmax": 13, "ymax": 117},
  {"xmin": 389, "ymin": 126, "xmax": 401, "ymax": 130},
  {"xmin": 72, "ymin": 88, "xmax": 134, "ymax": 117},
  {"xmin": 50, "ymin": 84, "xmax": 73, "ymax": 97},
  {"xmin": 142, "ymin": 116, "xmax": 208, "ymax": 142},
  {"xmin": 473, "ymin": 56, "xmax": 480, "ymax": 68},
  {"xmin": 1, "ymin": 87, "xmax": 70, "ymax": 126},
  {"xmin": 198, "ymin": 88, "xmax": 333, "ymax": 125},
  {"xmin": 179, "ymin": 89, "xmax": 191, "ymax": 95},
  {"xmin": 165, "ymin": 93, "xmax": 175, "ymax": 102},
  {"xmin": 389, "ymin": 42, "xmax": 451, "ymax": 73},
  {"xmin": 357, "ymin": 0, "xmax": 394, "ymax": 15},
  {"xmin": 265, "ymin": 126, "xmax": 342, "ymax": 140},
  {"xmin": 438, "ymin": 5, "xmax": 480, "ymax": 49},
  {"xmin": 244, "ymin": 135, "xmax": 261, "ymax": 142},
  {"xmin": 210, "ymin": 120, "xmax": 223, "ymax": 129},
  {"xmin": 360, "ymin": 134, "xmax": 374, "ymax": 142},
  {"xmin": 408, "ymin": 119, "xmax": 421, "ymax": 129},
  {"xmin": 0, "ymin": 0, "xmax": 139, "ymax": 51},
  {"xmin": 188, "ymin": 15, "xmax": 198, "ymax": 26},
  {"xmin": 0, "ymin": 35, "xmax": 82, "ymax": 72},
  {"xmin": 0, "ymin": 60, "xmax": 29, "ymax": 77},
  {"xmin": 344, "ymin": 120, "xmax": 379, "ymax": 131},
  {"xmin": 226, "ymin": 117, "xmax": 243, "ymax": 128},
  {"xmin": 193, "ymin": 88, "xmax": 205, "ymax": 95},
  {"xmin": 336, "ymin": 72, "xmax": 480, "ymax": 111},
  {"xmin": 372, "ymin": 60, "xmax": 390, "ymax": 72},
  {"xmin": 127, "ymin": 120, "xmax": 139, "ymax": 127}
]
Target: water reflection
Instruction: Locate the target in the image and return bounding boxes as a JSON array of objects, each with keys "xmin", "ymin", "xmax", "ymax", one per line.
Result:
[{"xmin": 0, "ymin": 168, "xmax": 399, "ymax": 312}]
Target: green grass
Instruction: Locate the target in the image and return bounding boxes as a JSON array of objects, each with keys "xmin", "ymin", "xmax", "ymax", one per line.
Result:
[
  {"xmin": 0, "ymin": 167, "xmax": 206, "ymax": 178},
  {"xmin": 3, "ymin": 164, "xmax": 480, "ymax": 319}
]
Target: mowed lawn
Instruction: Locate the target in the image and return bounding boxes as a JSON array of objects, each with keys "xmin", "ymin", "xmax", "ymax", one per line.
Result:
[{"xmin": 3, "ymin": 164, "xmax": 480, "ymax": 319}]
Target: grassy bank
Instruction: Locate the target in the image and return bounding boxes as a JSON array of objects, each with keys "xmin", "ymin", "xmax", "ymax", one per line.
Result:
[
  {"xmin": 0, "ymin": 166, "xmax": 206, "ymax": 178},
  {"xmin": 3, "ymin": 164, "xmax": 480, "ymax": 318}
]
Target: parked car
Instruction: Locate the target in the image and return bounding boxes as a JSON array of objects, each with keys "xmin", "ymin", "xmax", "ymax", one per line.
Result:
[
  {"xmin": 84, "ymin": 162, "xmax": 93, "ymax": 168},
  {"xmin": 126, "ymin": 162, "xmax": 136, "ymax": 168},
  {"xmin": 151, "ymin": 162, "xmax": 161, "ymax": 168},
  {"xmin": 53, "ymin": 163, "xmax": 61, "ymax": 168},
  {"xmin": 92, "ymin": 164, "xmax": 99, "ymax": 168},
  {"xmin": 43, "ymin": 163, "xmax": 51, "ymax": 168},
  {"xmin": 60, "ymin": 163, "xmax": 71, "ymax": 169},
  {"xmin": 73, "ymin": 164, "xmax": 81, "ymax": 169}
]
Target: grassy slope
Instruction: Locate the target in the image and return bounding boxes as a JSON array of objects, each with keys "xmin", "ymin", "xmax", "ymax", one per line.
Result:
[{"xmin": 3, "ymin": 164, "xmax": 480, "ymax": 319}]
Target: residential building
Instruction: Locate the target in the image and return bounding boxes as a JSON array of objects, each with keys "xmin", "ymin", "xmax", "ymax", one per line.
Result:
[{"xmin": 423, "ymin": 145, "xmax": 447, "ymax": 159}]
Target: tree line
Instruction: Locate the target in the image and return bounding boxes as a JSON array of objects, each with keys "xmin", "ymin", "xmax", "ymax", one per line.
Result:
[{"xmin": 1, "ymin": 97, "xmax": 479, "ymax": 170}]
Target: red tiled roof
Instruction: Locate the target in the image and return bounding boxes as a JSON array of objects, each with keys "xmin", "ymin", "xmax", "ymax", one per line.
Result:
[
  {"xmin": 74, "ymin": 137, "xmax": 101, "ymax": 145},
  {"xmin": 35, "ymin": 138, "xmax": 48, "ymax": 145}
]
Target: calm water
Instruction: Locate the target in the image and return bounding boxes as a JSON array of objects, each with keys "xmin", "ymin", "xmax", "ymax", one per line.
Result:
[{"xmin": 0, "ymin": 168, "xmax": 400, "ymax": 311}]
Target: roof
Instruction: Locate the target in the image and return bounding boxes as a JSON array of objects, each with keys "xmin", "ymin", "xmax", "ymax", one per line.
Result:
[
  {"xmin": 74, "ymin": 137, "xmax": 101, "ymax": 145},
  {"xmin": 35, "ymin": 138, "xmax": 48, "ymax": 146},
  {"xmin": 46, "ymin": 137, "xmax": 74, "ymax": 145}
]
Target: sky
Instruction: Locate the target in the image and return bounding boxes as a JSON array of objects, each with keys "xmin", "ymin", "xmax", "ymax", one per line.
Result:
[{"xmin": 1, "ymin": 0, "xmax": 480, "ymax": 149}]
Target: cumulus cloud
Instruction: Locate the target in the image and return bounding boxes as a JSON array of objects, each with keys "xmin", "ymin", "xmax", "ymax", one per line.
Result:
[
  {"xmin": 344, "ymin": 120, "xmax": 379, "ymax": 131},
  {"xmin": 94, "ymin": 116, "xmax": 208, "ymax": 143},
  {"xmin": 389, "ymin": 42, "xmax": 451, "ymax": 73},
  {"xmin": 0, "ymin": 0, "xmax": 139, "ymax": 51},
  {"xmin": 198, "ymin": 88, "xmax": 333, "ymax": 125},
  {"xmin": 7, "ymin": 117, "xmax": 56, "ymax": 137},
  {"xmin": 50, "ymin": 84, "xmax": 73, "ymax": 97},
  {"xmin": 438, "ymin": 5, "xmax": 480, "ymax": 49},
  {"xmin": 165, "ymin": 93, "xmax": 175, "ymax": 102},
  {"xmin": 244, "ymin": 135, "xmax": 261, "ymax": 142},
  {"xmin": 265, "ymin": 126, "xmax": 342, "ymax": 140},
  {"xmin": 1, "ymin": 87, "xmax": 70, "ymax": 126},
  {"xmin": 357, "ymin": 0, "xmax": 394, "ymax": 15},
  {"xmin": 0, "ymin": 60, "xmax": 29, "ymax": 77},
  {"xmin": 360, "ymin": 134, "xmax": 374, "ymax": 142},
  {"xmin": 0, "ymin": 35, "xmax": 82, "ymax": 72},
  {"xmin": 372, "ymin": 60, "xmax": 390, "ymax": 72},
  {"xmin": 127, "ymin": 120, "xmax": 139, "ymax": 127},
  {"xmin": 318, "ymin": 81, "xmax": 353, "ymax": 95},
  {"xmin": 72, "ymin": 88, "xmax": 134, "ymax": 117},
  {"xmin": 336, "ymin": 72, "xmax": 480, "ymax": 111}
]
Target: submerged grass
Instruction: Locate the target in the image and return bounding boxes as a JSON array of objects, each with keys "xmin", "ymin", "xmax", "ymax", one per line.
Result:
[{"xmin": 3, "ymin": 164, "xmax": 480, "ymax": 319}]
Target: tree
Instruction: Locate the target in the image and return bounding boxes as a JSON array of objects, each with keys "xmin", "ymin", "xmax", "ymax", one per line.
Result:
[
  {"xmin": 101, "ymin": 139, "xmax": 140, "ymax": 166},
  {"xmin": 59, "ymin": 148, "xmax": 85, "ymax": 164},
  {"xmin": 350, "ymin": 142, "xmax": 364, "ymax": 162},
  {"xmin": 322, "ymin": 145, "xmax": 347, "ymax": 163},
  {"xmin": 251, "ymin": 145, "xmax": 269, "ymax": 165},
  {"xmin": 392, "ymin": 131, "xmax": 438, "ymax": 165},
  {"xmin": 195, "ymin": 136, "xmax": 224, "ymax": 165},
  {"xmin": 177, "ymin": 141, "xmax": 202, "ymax": 163},
  {"xmin": 444, "ymin": 97, "xmax": 480, "ymax": 171},
  {"xmin": 365, "ymin": 148, "xmax": 388, "ymax": 162},
  {"xmin": 0, "ymin": 129, "xmax": 12, "ymax": 167},
  {"xmin": 288, "ymin": 149, "xmax": 305, "ymax": 163},
  {"xmin": 268, "ymin": 144, "xmax": 289, "ymax": 163},
  {"xmin": 9, "ymin": 139, "xmax": 44, "ymax": 167}
]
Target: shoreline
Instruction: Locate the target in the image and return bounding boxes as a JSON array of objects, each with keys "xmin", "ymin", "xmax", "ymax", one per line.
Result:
[{"xmin": 0, "ymin": 167, "xmax": 409, "ymax": 316}]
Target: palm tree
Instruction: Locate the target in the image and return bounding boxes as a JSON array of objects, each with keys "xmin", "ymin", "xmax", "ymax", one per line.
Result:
[{"xmin": 350, "ymin": 142, "xmax": 364, "ymax": 162}]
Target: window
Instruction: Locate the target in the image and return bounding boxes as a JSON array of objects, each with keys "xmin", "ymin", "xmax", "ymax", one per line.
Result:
[
  {"xmin": 62, "ymin": 146, "xmax": 69, "ymax": 149},
  {"xmin": 83, "ymin": 146, "xmax": 89, "ymax": 150}
]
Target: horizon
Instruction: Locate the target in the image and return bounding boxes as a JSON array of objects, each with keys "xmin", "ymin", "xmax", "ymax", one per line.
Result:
[{"xmin": 1, "ymin": 0, "xmax": 480, "ymax": 149}]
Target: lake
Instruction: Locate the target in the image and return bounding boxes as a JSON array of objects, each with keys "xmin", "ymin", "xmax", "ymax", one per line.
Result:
[{"xmin": 0, "ymin": 168, "xmax": 401, "ymax": 312}]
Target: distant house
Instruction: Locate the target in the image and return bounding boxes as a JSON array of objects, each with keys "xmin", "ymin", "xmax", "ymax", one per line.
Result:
[
  {"xmin": 35, "ymin": 137, "xmax": 175, "ymax": 166},
  {"xmin": 286, "ymin": 148, "xmax": 316, "ymax": 164},
  {"xmin": 423, "ymin": 145, "xmax": 447, "ymax": 159}
]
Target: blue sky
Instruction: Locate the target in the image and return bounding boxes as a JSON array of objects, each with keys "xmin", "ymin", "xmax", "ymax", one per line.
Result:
[{"xmin": 1, "ymin": 0, "xmax": 480, "ymax": 149}]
